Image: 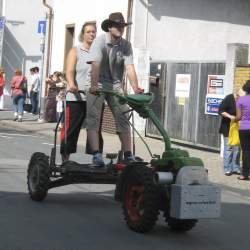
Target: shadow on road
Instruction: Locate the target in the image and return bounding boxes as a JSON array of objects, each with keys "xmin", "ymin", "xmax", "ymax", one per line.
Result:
[{"xmin": 0, "ymin": 190, "xmax": 249, "ymax": 250}]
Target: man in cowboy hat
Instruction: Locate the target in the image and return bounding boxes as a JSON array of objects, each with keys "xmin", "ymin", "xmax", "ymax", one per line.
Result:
[{"xmin": 87, "ymin": 12, "xmax": 143, "ymax": 166}]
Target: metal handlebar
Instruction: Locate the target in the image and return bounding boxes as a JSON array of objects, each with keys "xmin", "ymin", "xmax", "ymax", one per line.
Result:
[{"xmin": 65, "ymin": 90, "xmax": 86, "ymax": 95}]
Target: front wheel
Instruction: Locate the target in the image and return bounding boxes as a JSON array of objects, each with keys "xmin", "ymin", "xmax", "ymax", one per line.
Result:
[
  {"xmin": 27, "ymin": 152, "xmax": 50, "ymax": 201},
  {"xmin": 122, "ymin": 165, "xmax": 159, "ymax": 233}
]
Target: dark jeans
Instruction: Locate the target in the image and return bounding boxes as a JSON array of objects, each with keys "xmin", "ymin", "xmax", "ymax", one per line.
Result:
[
  {"xmin": 30, "ymin": 91, "xmax": 38, "ymax": 114},
  {"xmin": 239, "ymin": 130, "xmax": 250, "ymax": 178}
]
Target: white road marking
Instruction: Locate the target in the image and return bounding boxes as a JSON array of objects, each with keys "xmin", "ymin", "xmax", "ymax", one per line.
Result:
[
  {"xmin": 0, "ymin": 158, "xmax": 28, "ymax": 166},
  {"xmin": 42, "ymin": 143, "xmax": 59, "ymax": 146},
  {"xmin": 0, "ymin": 135, "xmax": 13, "ymax": 139},
  {"xmin": 0, "ymin": 132, "xmax": 44, "ymax": 138}
]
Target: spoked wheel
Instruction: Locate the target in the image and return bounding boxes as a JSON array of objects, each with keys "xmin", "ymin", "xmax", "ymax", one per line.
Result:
[
  {"xmin": 125, "ymin": 183, "xmax": 145, "ymax": 222},
  {"xmin": 27, "ymin": 152, "xmax": 50, "ymax": 201},
  {"xmin": 122, "ymin": 165, "xmax": 159, "ymax": 233}
]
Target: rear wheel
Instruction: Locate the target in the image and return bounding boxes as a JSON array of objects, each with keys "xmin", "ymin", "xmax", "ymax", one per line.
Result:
[
  {"xmin": 122, "ymin": 165, "xmax": 159, "ymax": 233},
  {"xmin": 27, "ymin": 152, "xmax": 50, "ymax": 201}
]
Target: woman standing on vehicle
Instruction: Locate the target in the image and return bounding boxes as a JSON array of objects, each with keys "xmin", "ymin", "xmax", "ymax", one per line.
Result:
[
  {"xmin": 60, "ymin": 21, "xmax": 98, "ymax": 161},
  {"xmin": 235, "ymin": 80, "xmax": 250, "ymax": 180},
  {"xmin": 11, "ymin": 69, "xmax": 27, "ymax": 122}
]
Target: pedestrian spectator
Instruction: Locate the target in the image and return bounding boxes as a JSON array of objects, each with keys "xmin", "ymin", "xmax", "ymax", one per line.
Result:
[
  {"xmin": 56, "ymin": 73, "xmax": 67, "ymax": 130},
  {"xmin": 10, "ymin": 69, "xmax": 27, "ymax": 122},
  {"xmin": 235, "ymin": 80, "xmax": 250, "ymax": 180},
  {"xmin": 44, "ymin": 74, "xmax": 56, "ymax": 122},
  {"xmin": 60, "ymin": 21, "xmax": 97, "ymax": 162},
  {"xmin": 44, "ymin": 71, "xmax": 62, "ymax": 122},
  {"xmin": 29, "ymin": 67, "xmax": 40, "ymax": 115},
  {"xmin": 218, "ymin": 92, "xmax": 241, "ymax": 176},
  {"xmin": 87, "ymin": 12, "xmax": 143, "ymax": 166},
  {"xmin": 0, "ymin": 67, "xmax": 5, "ymax": 110}
]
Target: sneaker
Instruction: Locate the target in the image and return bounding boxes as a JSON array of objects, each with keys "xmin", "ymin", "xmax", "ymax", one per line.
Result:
[
  {"xmin": 124, "ymin": 155, "xmax": 137, "ymax": 163},
  {"xmin": 92, "ymin": 153, "xmax": 105, "ymax": 166},
  {"xmin": 17, "ymin": 118, "xmax": 22, "ymax": 122},
  {"xmin": 225, "ymin": 172, "xmax": 232, "ymax": 176},
  {"xmin": 13, "ymin": 117, "xmax": 18, "ymax": 121},
  {"xmin": 232, "ymin": 171, "xmax": 241, "ymax": 175}
]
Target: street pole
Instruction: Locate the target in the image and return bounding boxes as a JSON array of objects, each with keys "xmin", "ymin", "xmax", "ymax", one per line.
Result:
[{"xmin": 38, "ymin": 19, "xmax": 46, "ymax": 122}]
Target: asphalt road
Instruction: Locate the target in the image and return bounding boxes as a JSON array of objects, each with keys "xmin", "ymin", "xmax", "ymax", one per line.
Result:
[{"xmin": 0, "ymin": 126, "xmax": 250, "ymax": 250}]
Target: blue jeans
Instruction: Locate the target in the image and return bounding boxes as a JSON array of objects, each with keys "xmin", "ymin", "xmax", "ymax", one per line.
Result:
[
  {"xmin": 13, "ymin": 95, "xmax": 24, "ymax": 115},
  {"xmin": 223, "ymin": 136, "xmax": 240, "ymax": 173},
  {"xmin": 30, "ymin": 91, "xmax": 38, "ymax": 114}
]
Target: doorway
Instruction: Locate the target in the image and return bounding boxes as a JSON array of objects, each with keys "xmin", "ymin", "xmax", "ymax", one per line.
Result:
[{"xmin": 63, "ymin": 24, "xmax": 75, "ymax": 71}]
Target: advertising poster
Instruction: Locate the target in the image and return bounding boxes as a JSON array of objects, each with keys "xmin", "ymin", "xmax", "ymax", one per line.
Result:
[
  {"xmin": 205, "ymin": 75, "xmax": 225, "ymax": 115},
  {"xmin": 207, "ymin": 75, "xmax": 224, "ymax": 95},
  {"xmin": 205, "ymin": 94, "xmax": 224, "ymax": 115},
  {"xmin": 175, "ymin": 74, "xmax": 191, "ymax": 98},
  {"xmin": 178, "ymin": 97, "xmax": 186, "ymax": 106}
]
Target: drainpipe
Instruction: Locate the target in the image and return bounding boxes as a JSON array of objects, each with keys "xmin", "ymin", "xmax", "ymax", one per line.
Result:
[
  {"xmin": 124, "ymin": 0, "xmax": 134, "ymax": 93},
  {"xmin": 126, "ymin": 0, "xmax": 134, "ymax": 42},
  {"xmin": 42, "ymin": 0, "xmax": 53, "ymax": 77}
]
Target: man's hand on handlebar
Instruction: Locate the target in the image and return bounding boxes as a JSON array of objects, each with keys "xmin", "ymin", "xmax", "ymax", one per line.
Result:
[{"xmin": 134, "ymin": 87, "xmax": 144, "ymax": 94}]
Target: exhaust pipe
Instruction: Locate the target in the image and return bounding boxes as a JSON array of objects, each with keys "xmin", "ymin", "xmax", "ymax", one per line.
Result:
[{"xmin": 155, "ymin": 172, "xmax": 174, "ymax": 185}]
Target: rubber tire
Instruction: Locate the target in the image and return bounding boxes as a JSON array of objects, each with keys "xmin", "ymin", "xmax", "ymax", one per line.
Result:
[
  {"xmin": 167, "ymin": 218, "xmax": 197, "ymax": 232},
  {"xmin": 164, "ymin": 211, "xmax": 197, "ymax": 232},
  {"xmin": 122, "ymin": 165, "xmax": 159, "ymax": 233},
  {"xmin": 27, "ymin": 152, "xmax": 50, "ymax": 201}
]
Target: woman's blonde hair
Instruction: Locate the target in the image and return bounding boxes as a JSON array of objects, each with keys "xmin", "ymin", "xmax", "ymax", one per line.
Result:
[
  {"xmin": 78, "ymin": 21, "xmax": 96, "ymax": 42},
  {"xmin": 14, "ymin": 69, "xmax": 22, "ymax": 76}
]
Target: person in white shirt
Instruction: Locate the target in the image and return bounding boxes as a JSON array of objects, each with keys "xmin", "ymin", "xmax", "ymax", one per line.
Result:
[{"xmin": 29, "ymin": 67, "xmax": 40, "ymax": 114}]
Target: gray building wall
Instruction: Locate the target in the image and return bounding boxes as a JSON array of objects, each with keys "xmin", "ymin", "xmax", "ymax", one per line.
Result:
[
  {"xmin": 0, "ymin": 0, "xmax": 3, "ymax": 16},
  {"xmin": 133, "ymin": 0, "xmax": 250, "ymax": 62},
  {"xmin": 1, "ymin": 0, "xmax": 46, "ymax": 108}
]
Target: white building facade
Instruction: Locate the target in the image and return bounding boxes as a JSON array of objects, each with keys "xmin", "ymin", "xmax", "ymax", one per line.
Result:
[{"xmin": 50, "ymin": 0, "xmax": 129, "ymax": 73}]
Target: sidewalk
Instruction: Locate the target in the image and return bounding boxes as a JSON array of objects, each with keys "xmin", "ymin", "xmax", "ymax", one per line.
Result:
[{"xmin": 0, "ymin": 110, "xmax": 249, "ymax": 194}]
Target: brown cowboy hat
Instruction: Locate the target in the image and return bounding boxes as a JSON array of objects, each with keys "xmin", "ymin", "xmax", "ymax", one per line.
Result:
[{"xmin": 101, "ymin": 12, "xmax": 132, "ymax": 32}]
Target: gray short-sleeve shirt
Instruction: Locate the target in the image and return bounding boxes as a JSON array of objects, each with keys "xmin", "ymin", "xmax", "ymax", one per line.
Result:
[{"xmin": 88, "ymin": 33, "xmax": 134, "ymax": 85}]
